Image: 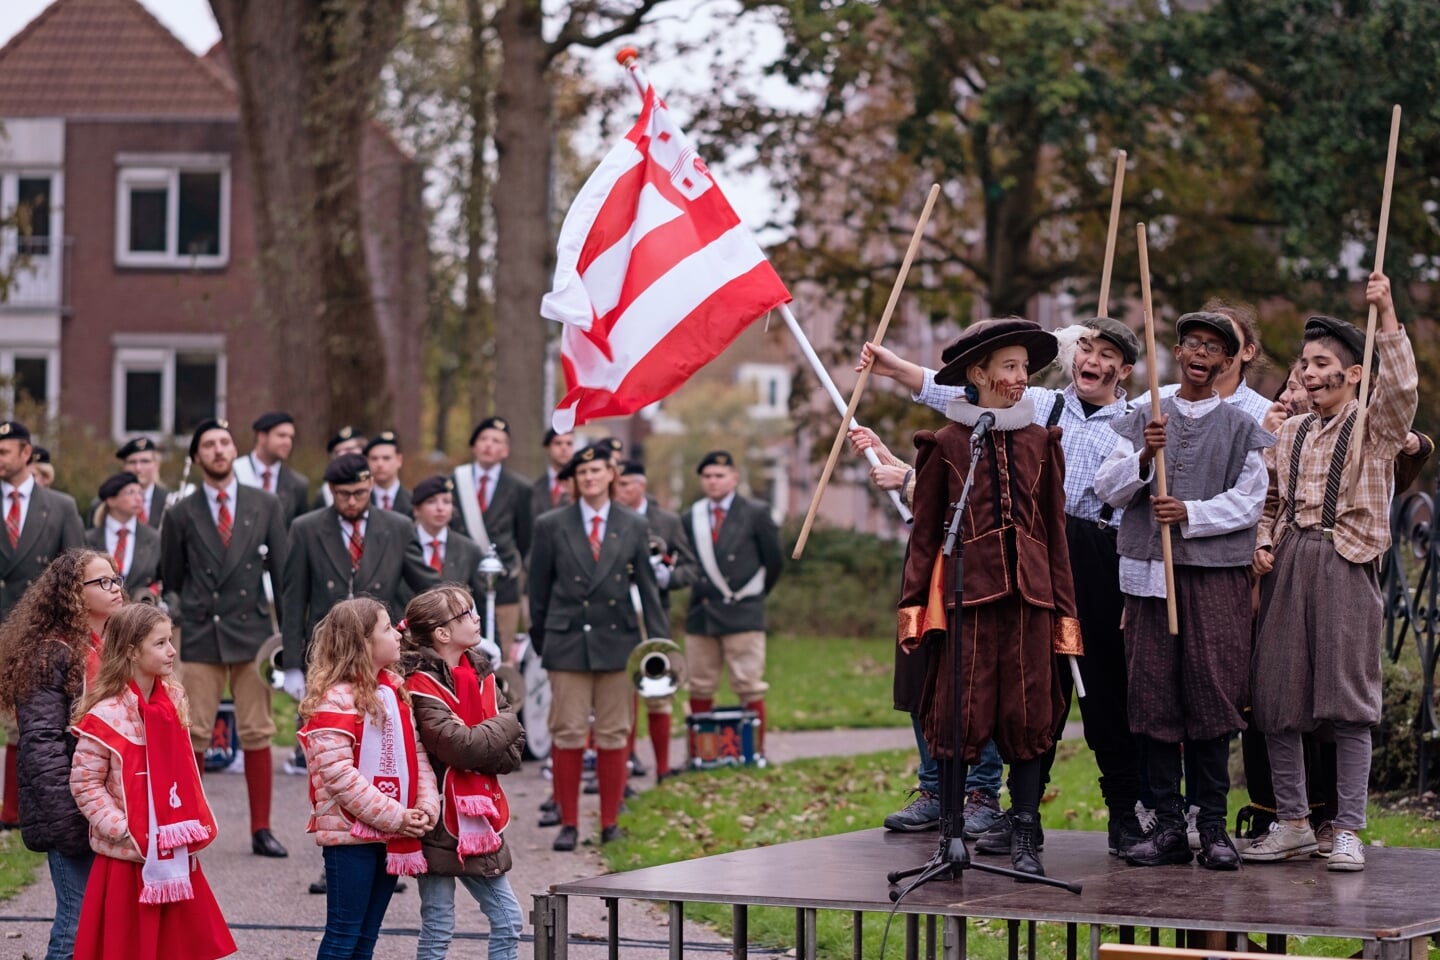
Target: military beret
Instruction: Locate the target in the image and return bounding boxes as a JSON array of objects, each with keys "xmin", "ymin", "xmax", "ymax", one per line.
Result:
[
  {"xmin": 323, "ymin": 453, "xmax": 371, "ymax": 486},
  {"xmin": 411, "ymin": 475, "xmax": 455, "ymax": 507},
  {"xmin": 619, "ymin": 460, "xmax": 645, "ymax": 478},
  {"xmin": 364, "ymin": 430, "xmax": 401, "ymax": 454},
  {"xmin": 28, "ymin": 446, "xmax": 50, "ymax": 465},
  {"xmin": 116, "ymin": 436, "xmax": 156, "ymax": 460},
  {"xmin": 98, "ymin": 471, "xmax": 140, "ymax": 501},
  {"xmin": 326, "ymin": 425, "xmax": 362, "ymax": 453},
  {"xmin": 596, "ymin": 437, "xmax": 624, "ymax": 458},
  {"xmin": 1176, "ymin": 312, "xmax": 1240, "ymax": 356},
  {"xmin": 1304, "ymin": 315, "xmax": 1367, "ymax": 367},
  {"xmin": 0, "ymin": 420, "xmax": 31, "ymax": 444},
  {"xmin": 252, "ymin": 411, "xmax": 294, "ymax": 433},
  {"xmin": 189, "ymin": 419, "xmax": 231, "ymax": 458},
  {"xmin": 1084, "ymin": 317, "xmax": 1141, "ymax": 366},
  {"xmin": 469, "ymin": 417, "xmax": 509, "ymax": 446},
  {"xmin": 696, "ymin": 450, "xmax": 735, "ymax": 474},
  {"xmin": 542, "ymin": 428, "xmax": 561, "ymax": 447},
  {"xmin": 558, "ymin": 444, "xmax": 610, "ymax": 481}
]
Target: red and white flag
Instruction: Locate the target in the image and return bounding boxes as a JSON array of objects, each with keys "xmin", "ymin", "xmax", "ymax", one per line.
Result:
[{"xmin": 541, "ymin": 84, "xmax": 791, "ymax": 432}]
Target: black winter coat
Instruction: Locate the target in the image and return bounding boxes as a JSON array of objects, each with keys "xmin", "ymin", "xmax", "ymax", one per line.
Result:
[{"xmin": 15, "ymin": 641, "xmax": 91, "ymax": 856}]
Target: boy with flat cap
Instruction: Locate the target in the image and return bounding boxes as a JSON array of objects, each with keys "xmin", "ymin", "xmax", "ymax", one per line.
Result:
[
  {"xmin": 365, "ymin": 431, "xmax": 412, "ymax": 517},
  {"xmin": 1094, "ymin": 311, "xmax": 1273, "ymax": 870},
  {"xmin": 1244, "ymin": 273, "xmax": 1418, "ymax": 871},
  {"xmin": 115, "ymin": 436, "xmax": 169, "ymax": 529},
  {"xmin": 235, "ymin": 411, "xmax": 310, "ymax": 527},
  {"xmin": 682, "ymin": 450, "xmax": 784, "ymax": 756},
  {"xmin": 85, "ymin": 471, "xmax": 160, "ymax": 594},
  {"xmin": 161, "ymin": 418, "xmax": 290, "ymax": 857},
  {"xmin": 452, "ymin": 416, "xmax": 532, "ymax": 661}
]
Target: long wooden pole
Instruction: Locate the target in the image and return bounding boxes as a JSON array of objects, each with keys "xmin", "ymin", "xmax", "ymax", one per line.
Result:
[
  {"xmin": 791, "ymin": 183, "xmax": 942, "ymax": 560},
  {"xmin": 1136, "ymin": 223, "xmax": 1179, "ymax": 635},
  {"xmin": 1347, "ymin": 105, "xmax": 1402, "ymax": 498},
  {"xmin": 1096, "ymin": 150, "xmax": 1127, "ymax": 317}
]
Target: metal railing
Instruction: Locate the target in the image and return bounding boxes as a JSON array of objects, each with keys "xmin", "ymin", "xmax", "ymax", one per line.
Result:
[{"xmin": 0, "ymin": 235, "xmax": 72, "ymax": 313}]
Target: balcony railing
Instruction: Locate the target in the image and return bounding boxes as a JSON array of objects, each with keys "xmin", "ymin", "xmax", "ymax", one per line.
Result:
[{"xmin": 0, "ymin": 235, "xmax": 71, "ymax": 314}]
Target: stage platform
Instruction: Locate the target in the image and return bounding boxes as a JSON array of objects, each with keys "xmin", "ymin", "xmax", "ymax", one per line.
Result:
[{"xmin": 532, "ymin": 828, "xmax": 1440, "ymax": 959}]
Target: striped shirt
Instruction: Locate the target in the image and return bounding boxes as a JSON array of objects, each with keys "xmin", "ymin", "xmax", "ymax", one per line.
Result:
[
  {"xmin": 1257, "ymin": 329, "xmax": 1418, "ymax": 564},
  {"xmin": 912, "ymin": 370, "xmax": 1130, "ymax": 524}
]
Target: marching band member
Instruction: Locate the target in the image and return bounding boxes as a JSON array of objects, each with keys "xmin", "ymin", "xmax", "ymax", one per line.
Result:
[
  {"xmin": 528, "ymin": 445, "xmax": 667, "ymax": 850},
  {"xmin": 85, "ymin": 472, "xmax": 160, "ymax": 595},
  {"xmin": 234, "ymin": 412, "xmax": 310, "ymax": 528},
  {"xmin": 29, "ymin": 446, "xmax": 55, "ymax": 487},
  {"xmin": 406, "ymin": 476, "xmax": 488, "ymax": 608},
  {"xmin": 312, "ymin": 427, "xmax": 368, "ymax": 511},
  {"xmin": 161, "ymin": 419, "xmax": 290, "ymax": 859},
  {"xmin": 680, "ymin": 451, "xmax": 783, "ymax": 754},
  {"xmin": 115, "ymin": 438, "xmax": 169, "ymax": 531},
  {"xmin": 451, "ymin": 418, "xmax": 532, "ymax": 662},
  {"xmin": 530, "ymin": 429, "xmax": 575, "ymax": 521},
  {"xmin": 365, "ymin": 431, "xmax": 412, "ymax": 517}
]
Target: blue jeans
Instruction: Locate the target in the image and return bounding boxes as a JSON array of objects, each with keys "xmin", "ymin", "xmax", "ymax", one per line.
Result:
[
  {"xmin": 416, "ymin": 873, "xmax": 524, "ymax": 960},
  {"xmin": 46, "ymin": 849, "xmax": 92, "ymax": 960},
  {"xmin": 911, "ymin": 713, "xmax": 1002, "ymax": 796},
  {"xmin": 318, "ymin": 843, "xmax": 398, "ymax": 960}
]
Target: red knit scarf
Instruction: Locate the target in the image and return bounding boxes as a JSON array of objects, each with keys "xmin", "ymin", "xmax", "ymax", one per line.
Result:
[
  {"xmin": 447, "ymin": 657, "xmax": 506, "ymax": 857},
  {"xmin": 345, "ymin": 672, "xmax": 427, "ymax": 876},
  {"xmin": 133, "ymin": 679, "xmax": 209, "ymax": 902}
]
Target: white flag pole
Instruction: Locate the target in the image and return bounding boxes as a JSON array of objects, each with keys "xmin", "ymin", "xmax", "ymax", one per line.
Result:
[{"xmin": 614, "ymin": 48, "xmax": 911, "ymax": 526}]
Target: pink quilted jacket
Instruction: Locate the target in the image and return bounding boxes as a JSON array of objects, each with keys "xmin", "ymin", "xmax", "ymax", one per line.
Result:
[
  {"xmin": 301, "ymin": 682, "xmax": 439, "ymax": 846},
  {"xmin": 68, "ymin": 684, "xmax": 182, "ymax": 864}
]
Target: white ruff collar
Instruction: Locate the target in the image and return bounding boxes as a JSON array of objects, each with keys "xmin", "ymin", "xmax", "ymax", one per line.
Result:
[{"xmin": 944, "ymin": 395, "xmax": 1035, "ymax": 431}]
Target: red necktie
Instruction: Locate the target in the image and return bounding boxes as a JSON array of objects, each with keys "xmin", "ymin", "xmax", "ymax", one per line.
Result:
[
  {"xmin": 113, "ymin": 527, "xmax": 128, "ymax": 576},
  {"xmin": 428, "ymin": 540, "xmax": 444, "ymax": 572},
  {"xmin": 551, "ymin": 478, "xmax": 563, "ymax": 506},
  {"xmin": 478, "ymin": 474, "xmax": 489, "ymax": 513},
  {"xmin": 262, "ymin": 468, "xmax": 273, "ymax": 492},
  {"xmin": 711, "ymin": 505, "xmax": 725, "ymax": 543},
  {"xmin": 215, "ymin": 491, "xmax": 232, "ymax": 547},
  {"xmin": 348, "ymin": 522, "xmax": 364, "ymax": 569},
  {"xmin": 383, "ymin": 492, "xmax": 392, "ymax": 510},
  {"xmin": 4, "ymin": 491, "xmax": 19, "ymax": 547},
  {"xmin": 138, "ymin": 497, "xmax": 148, "ymax": 525},
  {"xmin": 588, "ymin": 515, "xmax": 603, "ymax": 560}
]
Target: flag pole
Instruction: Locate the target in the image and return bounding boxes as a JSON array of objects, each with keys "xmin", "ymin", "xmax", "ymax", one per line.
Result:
[
  {"xmin": 1136, "ymin": 223, "xmax": 1179, "ymax": 636},
  {"xmin": 791, "ymin": 183, "xmax": 940, "ymax": 559},
  {"xmin": 614, "ymin": 47, "xmax": 912, "ymax": 527}
]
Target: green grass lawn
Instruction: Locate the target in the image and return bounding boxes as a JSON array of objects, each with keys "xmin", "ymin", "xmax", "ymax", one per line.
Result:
[{"xmin": 0, "ymin": 831, "xmax": 44, "ymax": 902}]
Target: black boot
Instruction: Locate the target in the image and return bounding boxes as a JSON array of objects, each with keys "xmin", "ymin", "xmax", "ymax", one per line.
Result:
[
  {"xmin": 1010, "ymin": 812, "xmax": 1045, "ymax": 879},
  {"xmin": 1123, "ymin": 821, "xmax": 1192, "ymax": 866},
  {"xmin": 975, "ymin": 809, "xmax": 1046, "ymax": 855},
  {"xmin": 1107, "ymin": 806, "xmax": 1147, "ymax": 857},
  {"xmin": 1197, "ymin": 823, "xmax": 1241, "ymax": 871}
]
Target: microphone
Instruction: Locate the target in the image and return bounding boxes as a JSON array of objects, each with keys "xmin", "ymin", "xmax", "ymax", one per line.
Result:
[{"xmin": 970, "ymin": 411, "xmax": 997, "ymax": 455}]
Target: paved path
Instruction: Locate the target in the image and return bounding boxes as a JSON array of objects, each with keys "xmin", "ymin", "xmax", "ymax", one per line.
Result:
[{"xmin": 1, "ymin": 726, "xmax": 915, "ymax": 959}]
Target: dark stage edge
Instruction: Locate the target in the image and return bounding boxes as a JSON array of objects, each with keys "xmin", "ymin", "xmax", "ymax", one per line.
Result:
[{"xmin": 532, "ymin": 828, "xmax": 1440, "ymax": 959}]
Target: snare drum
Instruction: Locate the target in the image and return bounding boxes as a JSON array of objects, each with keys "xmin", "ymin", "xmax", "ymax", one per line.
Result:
[{"xmin": 686, "ymin": 707, "xmax": 765, "ymax": 769}]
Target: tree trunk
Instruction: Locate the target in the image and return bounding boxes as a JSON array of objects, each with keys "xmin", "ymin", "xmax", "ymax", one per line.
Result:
[
  {"xmin": 492, "ymin": 0, "xmax": 552, "ymax": 479},
  {"xmin": 465, "ymin": 0, "xmax": 495, "ymax": 427},
  {"xmin": 208, "ymin": 0, "xmax": 403, "ymax": 442}
]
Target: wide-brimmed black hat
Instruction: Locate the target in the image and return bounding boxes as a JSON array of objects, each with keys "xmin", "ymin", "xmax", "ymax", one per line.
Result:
[
  {"xmin": 935, "ymin": 318, "xmax": 1059, "ymax": 387},
  {"xmin": 1176, "ymin": 312, "xmax": 1240, "ymax": 356},
  {"xmin": 1304, "ymin": 315, "xmax": 1366, "ymax": 366}
]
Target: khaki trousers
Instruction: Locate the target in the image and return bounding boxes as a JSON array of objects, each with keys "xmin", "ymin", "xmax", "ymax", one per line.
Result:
[
  {"xmin": 183, "ymin": 660, "xmax": 277, "ymax": 752},
  {"xmin": 494, "ymin": 603, "xmax": 519, "ymax": 662},
  {"xmin": 548, "ymin": 670, "xmax": 632, "ymax": 750},
  {"xmin": 685, "ymin": 631, "xmax": 768, "ymax": 701}
]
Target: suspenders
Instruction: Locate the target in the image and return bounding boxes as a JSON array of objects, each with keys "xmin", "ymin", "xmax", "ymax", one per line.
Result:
[{"xmin": 1284, "ymin": 410, "xmax": 1357, "ymax": 534}]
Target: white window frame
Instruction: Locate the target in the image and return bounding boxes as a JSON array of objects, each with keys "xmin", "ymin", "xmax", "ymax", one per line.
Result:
[
  {"xmin": 114, "ymin": 152, "xmax": 231, "ymax": 269},
  {"xmin": 736, "ymin": 362, "xmax": 791, "ymax": 419},
  {"xmin": 111, "ymin": 334, "xmax": 227, "ymax": 443},
  {"xmin": 0, "ymin": 347, "xmax": 60, "ymax": 419}
]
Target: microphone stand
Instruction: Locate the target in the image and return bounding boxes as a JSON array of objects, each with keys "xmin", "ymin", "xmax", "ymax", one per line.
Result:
[{"xmin": 888, "ymin": 417, "xmax": 1082, "ymax": 899}]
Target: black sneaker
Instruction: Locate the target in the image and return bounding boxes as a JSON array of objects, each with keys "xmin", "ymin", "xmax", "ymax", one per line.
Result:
[
  {"xmin": 1197, "ymin": 824, "xmax": 1241, "ymax": 871},
  {"xmin": 1107, "ymin": 809, "xmax": 1147, "ymax": 857},
  {"xmin": 553, "ymin": 825, "xmax": 579, "ymax": 851},
  {"xmin": 882, "ymin": 790, "xmax": 940, "ymax": 832},
  {"xmin": 1123, "ymin": 823, "xmax": 1192, "ymax": 867},
  {"xmin": 975, "ymin": 810, "xmax": 1045, "ymax": 856}
]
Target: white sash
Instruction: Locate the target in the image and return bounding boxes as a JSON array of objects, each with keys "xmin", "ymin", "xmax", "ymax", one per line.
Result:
[
  {"xmin": 233, "ymin": 455, "xmax": 259, "ymax": 489},
  {"xmin": 451, "ymin": 466, "xmax": 495, "ymax": 555},
  {"xmin": 320, "ymin": 483, "xmax": 334, "ymax": 507},
  {"xmin": 690, "ymin": 500, "xmax": 764, "ymax": 604}
]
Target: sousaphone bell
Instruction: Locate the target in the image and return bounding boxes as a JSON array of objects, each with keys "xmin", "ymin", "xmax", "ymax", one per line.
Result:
[
  {"xmin": 256, "ymin": 633, "xmax": 285, "ymax": 690},
  {"xmin": 627, "ymin": 638, "xmax": 687, "ymax": 699}
]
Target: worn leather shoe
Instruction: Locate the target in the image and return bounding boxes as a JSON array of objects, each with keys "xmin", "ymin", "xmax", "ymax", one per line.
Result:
[
  {"xmin": 1197, "ymin": 824, "xmax": 1241, "ymax": 871},
  {"xmin": 308, "ymin": 870, "xmax": 327, "ymax": 895},
  {"xmin": 601, "ymin": 824, "xmax": 625, "ymax": 844},
  {"xmin": 538, "ymin": 807, "xmax": 562, "ymax": 828},
  {"xmin": 1124, "ymin": 823, "xmax": 1192, "ymax": 867},
  {"xmin": 252, "ymin": 828, "xmax": 288, "ymax": 858},
  {"xmin": 1010, "ymin": 812, "xmax": 1045, "ymax": 879},
  {"xmin": 553, "ymin": 825, "xmax": 579, "ymax": 851},
  {"xmin": 1108, "ymin": 809, "xmax": 1147, "ymax": 857}
]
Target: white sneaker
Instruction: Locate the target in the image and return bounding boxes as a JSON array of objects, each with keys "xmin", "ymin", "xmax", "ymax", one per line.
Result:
[
  {"xmin": 1241, "ymin": 821, "xmax": 1318, "ymax": 862},
  {"xmin": 1134, "ymin": 801, "xmax": 1157, "ymax": 835},
  {"xmin": 1327, "ymin": 830, "xmax": 1364, "ymax": 872},
  {"xmin": 1186, "ymin": 804, "xmax": 1200, "ymax": 850},
  {"xmin": 1313, "ymin": 821, "xmax": 1334, "ymax": 857}
]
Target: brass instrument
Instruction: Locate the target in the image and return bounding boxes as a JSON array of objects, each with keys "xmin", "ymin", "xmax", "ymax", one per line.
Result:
[
  {"xmin": 627, "ymin": 638, "xmax": 687, "ymax": 699},
  {"xmin": 255, "ymin": 544, "xmax": 285, "ymax": 689},
  {"xmin": 156, "ymin": 455, "xmax": 192, "ymax": 537}
]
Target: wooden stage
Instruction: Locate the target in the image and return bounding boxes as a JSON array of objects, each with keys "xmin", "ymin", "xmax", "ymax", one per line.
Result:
[{"xmin": 532, "ymin": 828, "xmax": 1440, "ymax": 959}]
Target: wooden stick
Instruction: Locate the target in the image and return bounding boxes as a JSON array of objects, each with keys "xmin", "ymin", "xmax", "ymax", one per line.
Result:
[
  {"xmin": 1096, "ymin": 150, "xmax": 1127, "ymax": 317},
  {"xmin": 791, "ymin": 183, "xmax": 942, "ymax": 560},
  {"xmin": 1347, "ymin": 105, "xmax": 1402, "ymax": 500},
  {"xmin": 1136, "ymin": 223, "xmax": 1179, "ymax": 635}
]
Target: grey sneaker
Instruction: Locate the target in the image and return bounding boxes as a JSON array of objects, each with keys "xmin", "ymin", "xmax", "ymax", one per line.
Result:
[
  {"xmin": 1134, "ymin": 801, "xmax": 1157, "ymax": 835},
  {"xmin": 962, "ymin": 790, "xmax": 1004, "ymax": 839},
  {"xmin": 1240, "ymin": 821, "xmax": 1318, "ymax": 862},
  {"xmin": 884, "ymin": 790, "xmax": 940, "ymax": 832},
  {"xmin": 1313, "ymin": 820, "xmax": 1334, "ymax": 856},
  {"xmin": 1327, "ymin": 829, "xmax": 1364, "ymax": 872},
  {"xmin": 1186, "ymin": 804, "xmax": 1201, "ymax": 850}
]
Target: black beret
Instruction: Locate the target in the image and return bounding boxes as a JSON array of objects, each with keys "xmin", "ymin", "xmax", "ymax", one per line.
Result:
[
  {"xmin": 28, "ymin": 446, "xmax": 50, "ymax": 465},
  {"xmin": 252, "ymin": 411, "xmax": 294, "ymax": 432},
  {"xmin": 1084, "ymin": 317, "xmax": 1141, "ymax": 366},
  {"xmin": 0, "ymin": 420, "xmax": 31, "ymax": 444},
  {"xmin": 469, "ymin": 417, "xmax": 510, "ymax": 446},
  {"xmin": 558, "ymin": 444, "xmax": 610, "ymax": 481},
  {"xmin": 116, "ymin": 436, "xmax": 157, "ymax": 460},
  {"xmin": 189, "ymin": 418, "xmax": 231, "ymax": 458},
  {"xmin": 1175, "ymin": 312, "xmax": 1240, "ymax": 356},
  {"xmin": 696, "ymin": 450, "xmax": 735, "ymax": 474},
  {"xmin": 1304, "ymin": 315, "xmax": 1367, "ymax": 366},
  {"xmin": 618, "ymin": 460, "xmax": 645, "ymax": 478},
  {"xmin": 323, "ymin": 453, "xmax": 372, "ymax": 486},
  {"xmin": 364, "ymin": 430, "xmax": 401, "ymax": 454},
  {"xmin": 596, "ymin": 437, "xmax": 624, "ymax": 457},
  {"xmin": 542, "ymin": 428, "xmax": 560, "ymax": 446},
  {"xmin": 411, "ymin": 475, "xmax": 455, "ymax": 507},
  {"xmin": 98, "ymin": 471, "xmax": 140, "ymax": 501},
  {"xmin": 326, "ymin": 425, "xmax": 362, "ymax": 453}
]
